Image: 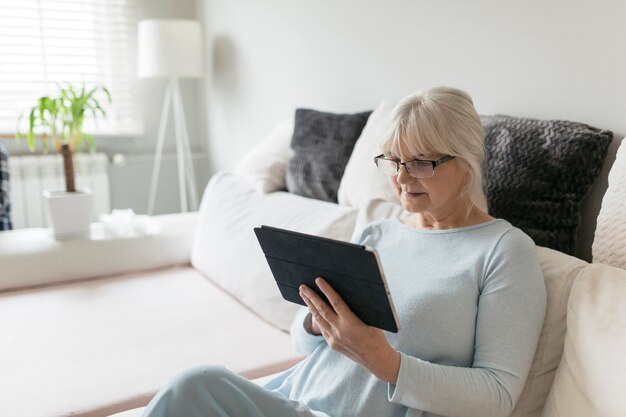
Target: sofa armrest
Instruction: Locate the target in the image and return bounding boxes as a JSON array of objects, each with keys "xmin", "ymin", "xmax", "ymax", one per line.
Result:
[{"xmin": 0, "ymin": 212, "xmax": 198, "ymax": 292}]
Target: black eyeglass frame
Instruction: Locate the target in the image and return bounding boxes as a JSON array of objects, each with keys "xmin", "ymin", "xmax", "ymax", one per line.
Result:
[{"xmin": 373, "ymin": 154, "xmax": 456, "ymax": 178}]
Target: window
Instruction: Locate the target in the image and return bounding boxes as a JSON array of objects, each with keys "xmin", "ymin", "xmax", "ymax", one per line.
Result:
[{"xmin": 0, "ymin": 0, "xmax": 141, "ymax": 136}]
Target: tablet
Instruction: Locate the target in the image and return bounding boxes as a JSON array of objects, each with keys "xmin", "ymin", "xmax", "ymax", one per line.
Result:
[{"xmin": 254, "ymin": 225, "xmax": 400, "ymax": 333}]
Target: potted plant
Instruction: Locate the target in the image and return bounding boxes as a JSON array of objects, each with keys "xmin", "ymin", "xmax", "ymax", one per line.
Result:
[{"xmin": 16, "ymin": 83, "xmax": 111, "ymax": 239}]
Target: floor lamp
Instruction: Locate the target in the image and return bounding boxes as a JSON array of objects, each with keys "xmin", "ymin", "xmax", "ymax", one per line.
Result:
[{"xmin": 138, "ymin": 19, "xmax": 204, "ymax": 214}]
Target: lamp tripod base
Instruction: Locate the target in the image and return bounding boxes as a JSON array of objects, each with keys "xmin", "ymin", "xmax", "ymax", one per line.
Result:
[{"xmin": 147, "ymin": 78, "xmax": 199, "ymax": 215}]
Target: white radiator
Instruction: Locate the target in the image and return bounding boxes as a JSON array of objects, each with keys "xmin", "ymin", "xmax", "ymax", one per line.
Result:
[{"xmin": 9, "ymin": 153, "xmax": 110, "ymax": 229}]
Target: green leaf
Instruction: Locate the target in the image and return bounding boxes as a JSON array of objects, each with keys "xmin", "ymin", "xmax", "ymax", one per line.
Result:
[
  {"xmin": 27, "ymin": 108, "xmax": 37, "ymax": 151},
  {"xmin": 16, "ymin": 81, "xmax": 112, "ymax": 156}
]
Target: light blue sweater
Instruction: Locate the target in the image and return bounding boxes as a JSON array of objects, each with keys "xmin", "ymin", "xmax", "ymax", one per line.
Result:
[{"xmin": 264, "ymin": 218, "xmax": 546, "ymax": 417}]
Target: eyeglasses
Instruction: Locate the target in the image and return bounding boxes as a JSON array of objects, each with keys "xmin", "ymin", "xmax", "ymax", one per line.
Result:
[{"xmin": 373, "ymin": 154, "xmax": 455, "ymax": 178}]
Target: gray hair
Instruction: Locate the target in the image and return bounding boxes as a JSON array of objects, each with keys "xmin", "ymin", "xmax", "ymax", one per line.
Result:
[{"xmin": 382, "ymin": 87, "xmax": 488, "ymax": 212}]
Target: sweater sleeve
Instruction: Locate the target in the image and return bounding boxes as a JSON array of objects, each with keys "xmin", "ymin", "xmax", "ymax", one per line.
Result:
[
  {"xmin": 290, "ymin": 307, "xmax": 326, "ymax": 355},
  {"xmin": 388, "ymin": 229, "xmax": 547, "ymax": 417}
]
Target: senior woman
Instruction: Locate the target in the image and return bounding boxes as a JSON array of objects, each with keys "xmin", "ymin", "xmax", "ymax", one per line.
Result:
[{"xmin": 142, "ymin": 87, "xmax": 547, "ymax": 417}]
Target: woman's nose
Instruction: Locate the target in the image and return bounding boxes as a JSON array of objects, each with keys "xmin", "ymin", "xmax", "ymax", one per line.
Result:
[{"xmin": 396, "ymin": 164, "xmax": 414, "ymax": 184}]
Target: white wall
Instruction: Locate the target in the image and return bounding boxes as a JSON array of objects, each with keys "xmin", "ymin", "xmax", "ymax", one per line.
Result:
[
  {"xmin": 200, "ymin": 0, "xmax": 626, "ymax": 260},
  {"xmin": 202, "ymin": 0, "xmax": 626, "ymax": 165}
]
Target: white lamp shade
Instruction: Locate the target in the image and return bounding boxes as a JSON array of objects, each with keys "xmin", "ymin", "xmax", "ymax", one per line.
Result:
[{"xmin": 138, "ymin": 19, "xmax": 204, "ymax": 78}]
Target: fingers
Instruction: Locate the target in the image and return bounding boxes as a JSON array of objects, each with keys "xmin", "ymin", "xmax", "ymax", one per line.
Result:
[
  {"xmin": 299, "ymin": 288, "xmax": 332, "ymax": 336},
  {"xmin": 300, "ymin": 284, "xmax": 336, "ymax": 320},
  {"xmin": 299, "ymin": 278, "xmax": 351, "ymax": 320},
  {"xmin": 314, "ymin": 277, "xmax": 350, "ymax": 316}
]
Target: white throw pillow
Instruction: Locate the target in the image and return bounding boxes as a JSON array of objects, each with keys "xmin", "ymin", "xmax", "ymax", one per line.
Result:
[
  {"xmin": 509, "ymin": 246, "xmax": 587, "ymax": 417},
  {"xmin": 191, "ymin": 172, "xmax": 358, "ymax": 331},
  {"xmin": 593, "ymin": 137, "xmax": 626, "ymax": 269},
  {"xmin": 542, "ymin": 263, "xmax": 626, "ymax": 417},
  {"xmin": 337, "ymin": 101, "xmax": 400, "ymax": 208},
  {"xmin": 233, "ymin": 118, "xmax": 294, "ymax": 193}
]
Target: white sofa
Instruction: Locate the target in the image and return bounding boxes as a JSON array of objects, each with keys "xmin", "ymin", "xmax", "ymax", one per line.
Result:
[{"xmin": 1, "ymin": 112, "xmax": 625, "ymax": 417}]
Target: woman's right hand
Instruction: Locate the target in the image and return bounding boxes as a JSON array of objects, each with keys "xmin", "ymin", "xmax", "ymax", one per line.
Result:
[{"xmin": 300, "ymin": 279, "xmax": 400, "ymax": 384}]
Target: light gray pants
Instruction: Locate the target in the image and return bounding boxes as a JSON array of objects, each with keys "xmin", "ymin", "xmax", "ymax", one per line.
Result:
[{"xmin": 142, "ymin": 366, "xmax": 321, "ymax": 417}]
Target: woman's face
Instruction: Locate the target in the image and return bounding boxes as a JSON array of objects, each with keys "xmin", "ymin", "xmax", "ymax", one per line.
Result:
[{"xmin": 388, "ymin": 147, "xmax": 468, "ymax": 217}]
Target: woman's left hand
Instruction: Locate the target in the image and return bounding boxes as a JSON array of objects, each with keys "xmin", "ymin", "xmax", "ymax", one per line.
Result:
[{"xmin": 299, "ymin": 277, "xmax": 401, "ymax": 384}]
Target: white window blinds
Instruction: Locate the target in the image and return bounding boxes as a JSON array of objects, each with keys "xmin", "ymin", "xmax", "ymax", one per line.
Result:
[{"xmin": 0, "ymin": 0, "xmax": 141, "ymax": 136}]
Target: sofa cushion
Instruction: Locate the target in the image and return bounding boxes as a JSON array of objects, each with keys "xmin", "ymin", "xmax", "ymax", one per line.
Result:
[
  {"xmin": 286, "ymin": 108, "xmax": 371, "ymax": 203},
  {"xmin": 482, "ymin": 115, "xmax": 612, "ymax": 255},
  {"xmin": 0, "ymin": 212, "xmax": 198, "ymax": 292},
  {"xmin": 337, "ymin": 101, "xmax": 400, "ymax": 208},
  {"xmin": 593, "ymin": 138, "xmax": 626, "ymax": 269},
  {"xmin": 234, "ymin": 118, "xmax": 294, "ymax": 193},
  {"xmin": 542, "ymin": 263, "xmax": 626, "ymax": 417},
  {"xmin": 0, "ymin": 267, "xmax": 301, "ymax": 417},
  {"xmin": 191, "ymin": 172, "xmax": 358, "ymax": 331},
  {"xmin": 509, "ymin": 246, "xmax": 587, "ymax": 417}
]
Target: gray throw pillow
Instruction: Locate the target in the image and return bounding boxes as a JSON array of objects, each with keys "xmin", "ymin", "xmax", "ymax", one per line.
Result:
[
  {"xmin": 482, "ymin": 114, "xmax": 612, "ymax": 255},
  {"xmin": 286, "ymin": 108, "xmax": 372, "ymax": 202}
]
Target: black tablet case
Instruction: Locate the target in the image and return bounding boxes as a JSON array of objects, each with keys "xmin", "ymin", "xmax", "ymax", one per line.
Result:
[{"xmin": 254, "ymin": 225, "xmax": 399, "ymax": 333}]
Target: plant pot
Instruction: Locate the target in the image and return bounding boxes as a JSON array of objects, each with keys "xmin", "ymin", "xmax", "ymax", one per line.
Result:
[{"xmin": 43, "ymin": 189, "xmax": 93, "ymax": 240}]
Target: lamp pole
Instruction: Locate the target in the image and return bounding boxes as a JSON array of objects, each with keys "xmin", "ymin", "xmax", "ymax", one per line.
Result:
[
  {"xmin": 148, "ymin": 77, "xmax": 198, "ymax": 215},
  {"xmin": 147, "ymin": 78, "xmax": 199, "ymax": 215},
  {"xmin": 138, "ymin": 19, "xmax": 204, "ymax": 215}
]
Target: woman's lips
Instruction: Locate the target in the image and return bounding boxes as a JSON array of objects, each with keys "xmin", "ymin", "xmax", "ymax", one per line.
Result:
[{"xmin": 404, "ymin": 191, "xmax": 425, "ymax": 198}]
